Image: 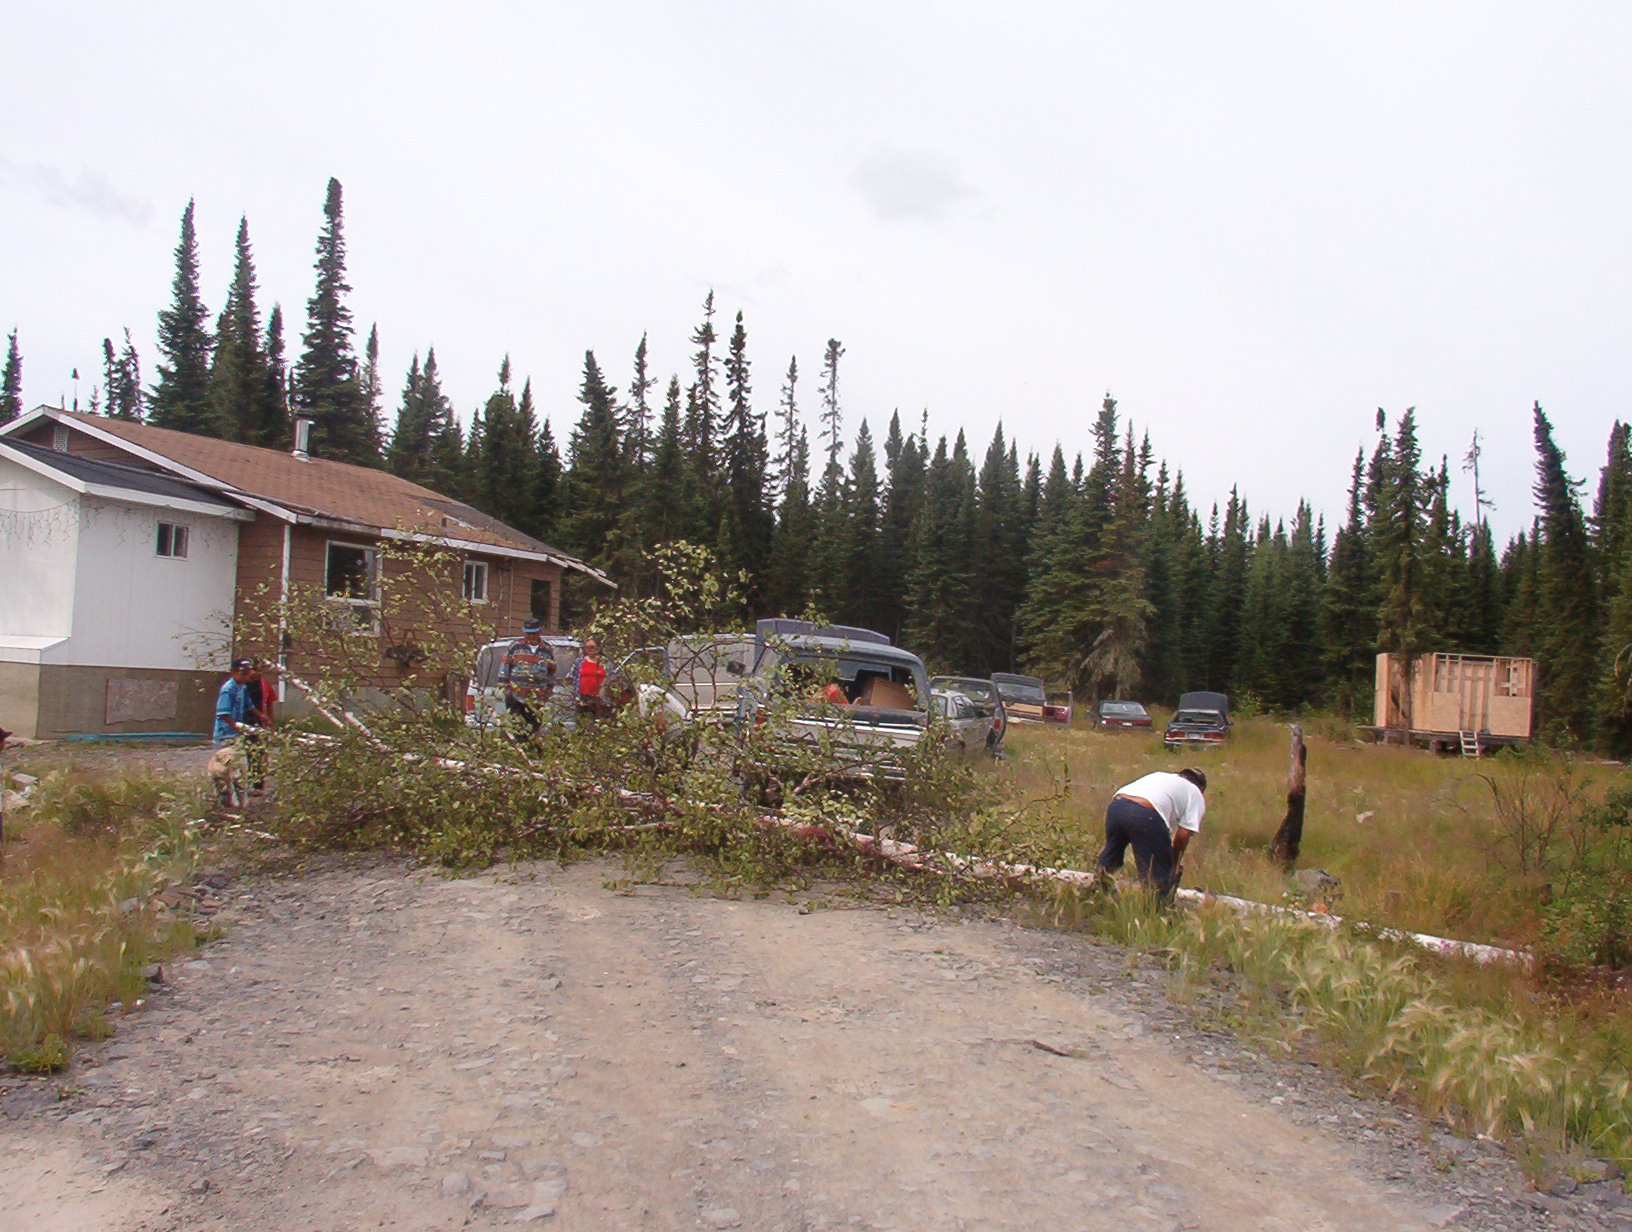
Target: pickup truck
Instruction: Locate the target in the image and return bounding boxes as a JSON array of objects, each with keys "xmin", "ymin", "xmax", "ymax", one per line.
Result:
[
  {"xmin": 736, "ymin": 620, "xmax": 932, "ymax": 780},
  {"xmin": 991, "ymin": 673, "xmax": 1072, "ymax": 725}
]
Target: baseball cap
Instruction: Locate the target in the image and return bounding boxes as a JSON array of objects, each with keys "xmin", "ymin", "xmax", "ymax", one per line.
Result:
[
  {"xmin": 522, "ymin": 619, "xmax": 543, "ymax": 634},
  {"xmin": 232, "ymin": 657, "xmax": 254, "ymax": 671}
]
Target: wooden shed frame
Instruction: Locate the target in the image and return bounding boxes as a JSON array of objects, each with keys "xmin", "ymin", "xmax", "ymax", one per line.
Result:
[{"xmin": 1368, "ymin": 652, "xmax": 1534, "ymax": 754}]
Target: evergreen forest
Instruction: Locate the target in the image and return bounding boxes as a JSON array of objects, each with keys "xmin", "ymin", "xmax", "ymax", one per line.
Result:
[{"xmin": 6, "ymin": 183, "xmax": 1631, "ymax": 751}]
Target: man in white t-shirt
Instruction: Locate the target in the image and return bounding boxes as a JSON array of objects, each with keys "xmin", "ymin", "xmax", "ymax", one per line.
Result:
[{"xmin": 1096, "ymin": 768, "xmax": 1207, "ymax": 898}]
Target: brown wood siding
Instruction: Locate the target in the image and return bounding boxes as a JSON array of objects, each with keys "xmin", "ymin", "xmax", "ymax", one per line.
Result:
[
  {"xmin": 17, "ymin": 421, "xmax": 167, "ymax": 467},
  {"xmin": 241, "ymin": 529, "xmax": 564, "ymax": 693},
  {"xmin": 231, "ymin": 515, "xmax": 289, "ymax": 649}
]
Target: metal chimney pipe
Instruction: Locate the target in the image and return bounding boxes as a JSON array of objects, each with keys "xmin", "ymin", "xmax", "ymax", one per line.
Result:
[{"xmin": 292, "ymin": 416, "xmax": 313, "ymax": 460}]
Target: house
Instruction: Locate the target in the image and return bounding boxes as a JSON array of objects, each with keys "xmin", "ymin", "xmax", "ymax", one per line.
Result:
[
  {"xmin": 0, "ymin": 406, "xmax": 610, "ymax": 739},
  {"xmin": 1370, "ymin": 651, "xmax": 1535, "ymax": 755}
]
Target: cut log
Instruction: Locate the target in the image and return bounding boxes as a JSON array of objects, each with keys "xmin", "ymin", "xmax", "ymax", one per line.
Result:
[{"xmin": 1268, "ymin": 723, "xmax": 1306, "ymax": 868}]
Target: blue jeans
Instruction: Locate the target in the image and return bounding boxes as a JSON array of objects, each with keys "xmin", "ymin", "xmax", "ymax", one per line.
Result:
[{"xmin": 1097, "ymin": 796, "xmax": 1179, "ymax": 897}]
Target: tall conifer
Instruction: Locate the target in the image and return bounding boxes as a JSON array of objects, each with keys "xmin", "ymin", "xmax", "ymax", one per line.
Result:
[
  {"xmin": 292, "ymin": 178, "xmax": 375, "ymax": 464},
  {"xmin": 149, "ymin": 200, "xmax": 214, "ymax": 433}
]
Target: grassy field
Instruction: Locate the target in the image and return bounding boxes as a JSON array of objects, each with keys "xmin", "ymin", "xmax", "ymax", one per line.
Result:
[{"xmin": 994, "ymin": 711, "xmax": 1625, "ymax": 950}]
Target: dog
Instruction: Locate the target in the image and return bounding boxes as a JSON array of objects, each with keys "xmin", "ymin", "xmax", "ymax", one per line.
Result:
[{"xmin": 206, "ymin": 742, "xmax": 248, "ymax": 809}]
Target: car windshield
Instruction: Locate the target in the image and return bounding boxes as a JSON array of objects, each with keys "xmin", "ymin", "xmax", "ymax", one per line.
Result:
[
  {"xmin": 1101, "ymin": 702, "xmax": 1146, "ymax": 717},
  {"xmin": 935, "ymin": 679, "xmax": 997, "ymax": 706},
  {"xmin": 993, "ymin": 677, "xmax": 1045, "ymax": 704}
]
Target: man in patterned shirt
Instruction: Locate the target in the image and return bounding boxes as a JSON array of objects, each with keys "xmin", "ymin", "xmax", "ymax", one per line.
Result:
[{"xmin": 501, "ymin": 619, "xmax": 556, "ymax": 735}]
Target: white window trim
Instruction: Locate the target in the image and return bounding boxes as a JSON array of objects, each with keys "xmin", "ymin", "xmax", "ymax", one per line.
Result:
[
  {"xmin": 464, "ymin": 559, "xmax": 489, "ymax": 604},
  {"xmin": 324, "ymin": 539, "xmax": 381, "ymax": 636}
]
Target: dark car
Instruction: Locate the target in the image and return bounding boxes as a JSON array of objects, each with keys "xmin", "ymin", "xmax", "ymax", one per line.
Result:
[
  {"xmin": 1163, "ymin": 691, "xmax": 1230, "ymax": 746},
  {"xmin": 1095, "ymin": 700, "xmax": 1152, "ymax": 731}
]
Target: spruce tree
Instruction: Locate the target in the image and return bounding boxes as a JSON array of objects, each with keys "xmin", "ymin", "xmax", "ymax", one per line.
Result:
[
  {"xmin": 678, "ymin": 294, "xmax": 722, "ymax": 541},
  {"xmin": 874, "ymin": 412, "xmax": 924, "ymax": 642},
  {"xmin": 841, "ymin": 422, "xmax": 883, "ymax": 628},
  {"xmin": 149, "ymin": 200, "xmax": 215, "ymax": 433},
  {"xmin": 560, "ymin": 351, "xmax": 627, "ymax": 569},
  {"xmin": 622, "ymin": 334, "xmax": 654, "ymax": 467},
  {"xmin": 809, "ymin": 339, "xmax": 849, "ymax": 605},
  {"xmin": 291, "ymin": 178, "xmax": 375, "ymax": 465},
  {"xmin": 645, "ymin": 377, "xmax": 690, "ymax": 548},
  {"xmin": 0, "ymin": 329, "xmax": 20, "ymax": 421},
  {"xmin": 1321, "ymin": 452, "xmax": 1378, "ymax": 713},
  {"xmin": 720, "ymin": 310, "xmax": 771, "ymax": 592},
  {"xmin": 100, "ymin": 330, "xmax": 143, "ymax": 421},
  {"xmin": 766, "ymin": 362, "xmax": 814, "ymax": 616},
  {"xmin": 470, "ymin": 359, "xmax": 535, "ymax": 531},
  {"xmin": 973, "ymin": 425, "xmax": 1027, "ymax": 673},
  {"xmin": 531, "ymin": 416, "xmax": 563, "ymax": 546},
  {"xmin": 210, "ymin": 217, "xmax": 279, "ymax": 443},
  {"xmin": 360, "ymin": 324, "xmax": 385, "ymax": 455},
  {"xmin": 904, "ymin": 436, "xmax": 978, "ymax": 669},
  {"xmin": 387, "ymin": 351, "xmax": 455, "ymax": 485},
  {"xmin": 1530, "ymin": 402, "xmax": 1598, "ymax": 739},
  {"xmin": 261, "ymin": 305, "xmax": 288, "ymax": 447}
]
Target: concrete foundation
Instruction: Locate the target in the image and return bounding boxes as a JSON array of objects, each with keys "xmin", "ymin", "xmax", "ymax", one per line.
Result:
[{"xmin": 0, "ymin": 662, "xmax": 219, "ymax": 739}]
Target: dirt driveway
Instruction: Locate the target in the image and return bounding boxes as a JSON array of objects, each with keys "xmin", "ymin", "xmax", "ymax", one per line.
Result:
[{"xmin": 0, "ymin": 854, "xmax": 1584, "ymax": 1231}]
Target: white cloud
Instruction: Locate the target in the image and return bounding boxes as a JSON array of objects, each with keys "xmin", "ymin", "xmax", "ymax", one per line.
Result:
[
  {"xmin": 0, "ymin": 159, "xmax": 152, "ymax": 226},
  {"xmin": 850, "ymin": 148, "xmax": 973, "ymax": 222}
]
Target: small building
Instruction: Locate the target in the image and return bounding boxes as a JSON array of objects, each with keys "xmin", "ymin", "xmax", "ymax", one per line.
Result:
[
  {"xmin": 1371, "ymin": 652, "xmax": 1534, "ymax": 754},
  {"xmin": 0, "ymin": 406, "xmax": 610, "ymax": 739}
]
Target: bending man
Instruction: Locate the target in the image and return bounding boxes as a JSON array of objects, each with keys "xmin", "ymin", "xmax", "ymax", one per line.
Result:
[{"xmin": 1097, "ymin": 768, "xmax": 1207, "ymax": 898}]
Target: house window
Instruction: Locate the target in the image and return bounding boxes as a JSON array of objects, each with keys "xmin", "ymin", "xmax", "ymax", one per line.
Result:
[
  {"xmin": 463, "ymin": 560, "xmax": 489, "ymax": 604},
  {"xmin": 325, "ymin": 541, "xmax": 380, "ymax": 635},
  {"xmin": 530, "ymin": 578, "xmax": 552, "ymax": 625},
  {"xmin": 156, "ymin": 522, "xmax": 190, "ymax": 559}
]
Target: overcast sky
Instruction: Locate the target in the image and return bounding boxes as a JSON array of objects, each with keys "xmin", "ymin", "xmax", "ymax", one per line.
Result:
[{"xmin": 5, "ymin": 1, "xmax": 1629, "ymax": 545}]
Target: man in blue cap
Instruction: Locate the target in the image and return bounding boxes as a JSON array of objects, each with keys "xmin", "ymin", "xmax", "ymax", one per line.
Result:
[
  {"xmin": 214, "ymin": 658, "xmax": 262, "ymax": 745},
  {"xmin": 500, "ymin": 619, "xmax": 556, "ymax": 734}
]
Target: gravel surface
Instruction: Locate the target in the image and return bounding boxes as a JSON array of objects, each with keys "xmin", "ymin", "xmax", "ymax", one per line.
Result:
[{"xmin": 5, "ymin": 846, "xmax": 1630, "ymax": 1231}]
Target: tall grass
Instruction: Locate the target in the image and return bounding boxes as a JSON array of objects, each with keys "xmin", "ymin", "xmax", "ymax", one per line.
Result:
[
  {"xmin": 999, "ymin": 715, "xmax": 1623, "ymax": 948},
  {"xmin": 1056, "ymin": 887, "xmax": 1632, "ymax": 1183},
  {"xmin": 1, "ymin": 770, "xmax": 206, "ymax": 1070}
]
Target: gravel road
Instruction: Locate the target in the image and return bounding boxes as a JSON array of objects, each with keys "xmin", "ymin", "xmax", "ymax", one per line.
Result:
[{"xmin": 3, "ymin": 852, "xmax": 1628, "ymax": 1231}]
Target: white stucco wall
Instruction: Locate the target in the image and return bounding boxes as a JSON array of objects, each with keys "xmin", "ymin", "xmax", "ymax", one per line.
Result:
[
  {"xmin": 0, "ymin": 456, "xmax": 78, "ymax": 643},
  {"xmin": 67, "ymin": 495, "xmax": 240, "ymax": 671}
]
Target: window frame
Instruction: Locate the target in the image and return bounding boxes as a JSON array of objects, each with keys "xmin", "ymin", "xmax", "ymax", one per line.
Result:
[
  {"xmin": 324, "ymin": 540, "xmax": 381, "ymax": 636},
  {"xmin": 463, "ymin": 559, "xmax": 489, "ymax": 604},
  {"xmin": 155, "ymin": 521, "xmax": 190, "ymax": 559}
]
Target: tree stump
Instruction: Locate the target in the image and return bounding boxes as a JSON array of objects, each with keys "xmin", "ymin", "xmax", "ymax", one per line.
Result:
[{"xmin": 1268, "ymin": 724, "xmax": 1306, "ymax": 868}]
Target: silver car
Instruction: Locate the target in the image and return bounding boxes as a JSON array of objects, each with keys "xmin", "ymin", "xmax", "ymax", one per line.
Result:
[{"xmin": 929, "ymin": 676, "xmax": 1007, "ymax": 755}]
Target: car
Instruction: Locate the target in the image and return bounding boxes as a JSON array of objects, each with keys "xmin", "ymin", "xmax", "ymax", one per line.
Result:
[
  {"xmin": 930, "ymin": 676, "xmax": 1007, "ymax": 754},
  {"xmin": 1095, "ymin": 700, "xmax": 1152, "ymax": 731},
  {"xmin": 464, "ymin": 635, "xmax": 581, "ymax": 730},
  {"xmin": 617, "ymin": 633, "xmax": 757, "ymax": 724},
  {"xmin": 736, "ymin": 620, "xmax": 931, "ymax": 780},
  {"xmin": 990, "ymin": 673, "xmax": 1071, "ymax": 725},
  {"xmin": 1163, "ymin": 691, "xmax": 1230, "ymax": 746}
]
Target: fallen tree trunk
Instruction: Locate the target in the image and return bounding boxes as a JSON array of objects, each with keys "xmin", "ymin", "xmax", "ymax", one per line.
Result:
[{"xmin": 276, "ymin": 677, "xmax": 1526, "ymax": 967}]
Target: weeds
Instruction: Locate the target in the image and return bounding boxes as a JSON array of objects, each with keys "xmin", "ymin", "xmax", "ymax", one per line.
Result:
[
  {"xmin": 1, "ymin": 771, "xmax": 207, "ymax": 1071},
  {"xmin": 1067, "ymin": 885, "xmax": 1632, "ymax": 1185}
]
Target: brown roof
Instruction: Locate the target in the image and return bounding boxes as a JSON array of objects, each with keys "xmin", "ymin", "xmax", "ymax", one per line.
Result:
[{"xmin": 37, "ymin": 410, "xmax": 603, "ymax": 578}]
